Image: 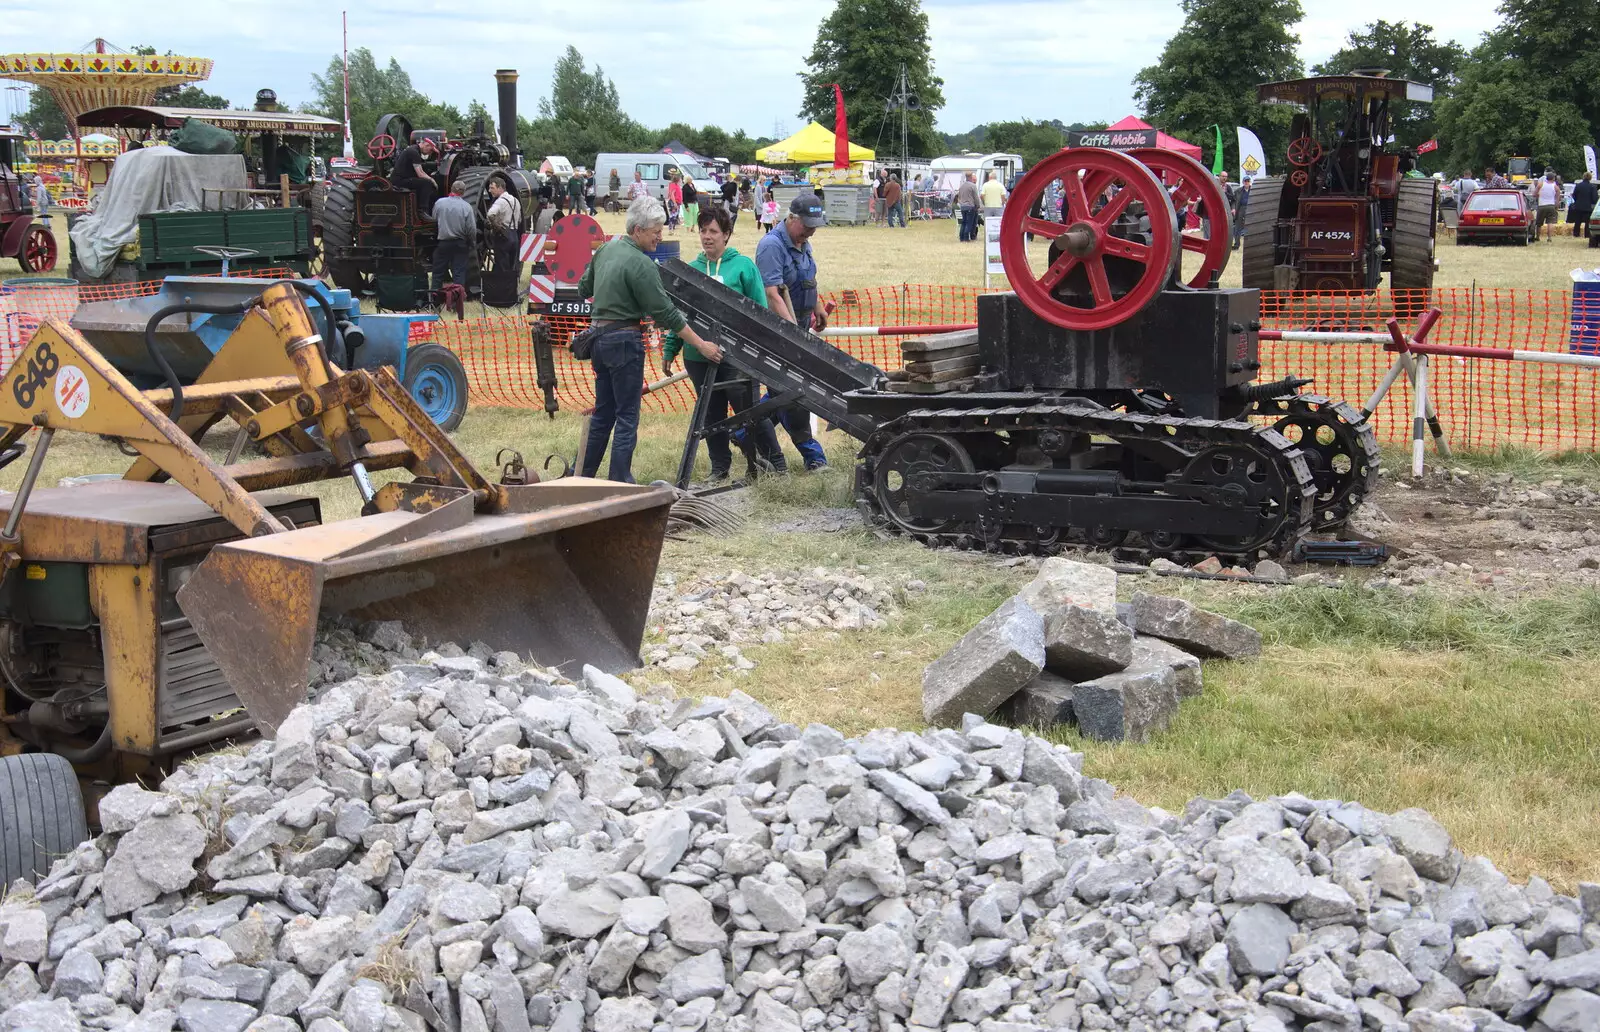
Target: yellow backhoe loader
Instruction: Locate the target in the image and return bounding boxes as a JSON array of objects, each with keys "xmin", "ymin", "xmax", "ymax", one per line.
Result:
[{"xmin": 0, "ymin": 282, "xmax": 672, "ymax": 883}]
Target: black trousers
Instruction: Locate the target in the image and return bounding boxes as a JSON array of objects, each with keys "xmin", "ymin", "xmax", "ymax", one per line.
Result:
[
  {"xmin": 392, "ymin": 175, "xmax": 436, "ymax": 213},
  {"xmin": 685, "ymin": 359, "xmax": 785, "ymax": 474},
  {"xmin": 431, "ymin": 237, "xmax": 471, "ymax": 291}
]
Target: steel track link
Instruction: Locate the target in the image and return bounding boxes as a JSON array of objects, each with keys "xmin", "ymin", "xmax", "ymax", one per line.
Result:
[
  {"xmin": 1250, "ymin": 393, "xmax": 1381, "ymax": 532},
  {"xmin": 855, "ymin": 402, "xmax": 1318, "ymax": 563}
]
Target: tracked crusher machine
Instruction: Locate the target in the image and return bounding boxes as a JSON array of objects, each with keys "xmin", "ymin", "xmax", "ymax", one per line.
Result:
[
  {"xmin": 0, "ymin": 283, "xmax": 671, "ymax": 880},
  {"xmin": 662, "ymin": 146, "xmax": 1379, "ymax": 565}
]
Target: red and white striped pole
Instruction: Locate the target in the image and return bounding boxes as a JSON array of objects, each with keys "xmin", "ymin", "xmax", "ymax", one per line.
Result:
[{"xmin": 819, "ymin": 323, "xmax": 976, "ymax": 337}]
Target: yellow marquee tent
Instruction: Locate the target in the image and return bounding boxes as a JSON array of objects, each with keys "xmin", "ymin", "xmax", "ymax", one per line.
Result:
[{"xmin": 755, "ymin": 122, "xmax": 875, "ymax": 164}]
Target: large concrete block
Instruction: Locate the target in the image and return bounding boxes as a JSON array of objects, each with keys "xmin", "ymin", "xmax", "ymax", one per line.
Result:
[
  {"xmin": 1131, "ymin": 636, "xmax": 1202, "ymax": 699},
  {"xmin": 1042, "ymin": 605, "xmax": 1133, "ymax": 679},
  {"xmin": 996, "ymin": 671, "xmax": 1076, "ymax": 729},
  {"xmin": 1129, "ymin": 592, "xmax": 1262, "ymax": 659},
  {"xmin": 922, "ymin": 597, "xmax": 1045, "ymax": 726},
  {"xmin": 1017, "ymin": 558, "xmax": 1117, "ymax": 615},
  {"xmin": 1070, "ymin": 664, "xmax": 1179, "ymax": 743}
]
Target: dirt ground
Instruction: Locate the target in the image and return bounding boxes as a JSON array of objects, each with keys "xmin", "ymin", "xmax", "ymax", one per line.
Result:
[{"xmin": 1348, "ymin": 465, "xmax": 1600, "ymax": 591}]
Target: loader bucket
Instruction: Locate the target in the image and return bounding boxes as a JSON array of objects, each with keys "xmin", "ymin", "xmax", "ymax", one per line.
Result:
[{"xmin": 177, "ymin": 481, "xmax": 674, "ymax": 736}]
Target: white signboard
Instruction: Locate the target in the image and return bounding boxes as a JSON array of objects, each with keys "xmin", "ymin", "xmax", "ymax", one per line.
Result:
[{"xmin": 984, "ymin": 207, "xmax": 1005, "ymax": 286}]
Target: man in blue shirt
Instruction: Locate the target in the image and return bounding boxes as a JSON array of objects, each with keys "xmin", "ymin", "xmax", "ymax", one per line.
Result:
[{"xmin": 754, "ymin": 194, "xmax": 830, "ymax": 470}]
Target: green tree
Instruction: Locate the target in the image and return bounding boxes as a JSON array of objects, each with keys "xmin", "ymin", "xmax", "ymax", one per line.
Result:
[
  {"xmin": 538, "ymin": 46, "xmax": 621, "ymax": 126},
  {"xmin": 797, "ymin": 0, "xmax": 946, "ymax": 158},
  {"xmin": 16, "ymin": 89, "xmax": 69, "ymax": 140},
  {"xmin": 1433, "ymin": 1, "xmax": 1598, "ymax": 179},
  {"xmin": 1311, "ymin": 21, "xmax": 1464, "ymax": 147},
  {"xmin": 1133, "ymin": 0, "xmax": 1304, "ymax": 169},
  {"xmin": 1434, "ymin": 36, "xmax": 1589, "ymax": 178},
  {"xmin": 158, "ymin": 85, "xmax": 231, "ymax": 109},
  {"xmin": 1494, "ymin": 0, "xmax": 1600, "ymax": 140},
  {"xmin": 308, "ymin": 47, "xmax": 433, "ymax": 150}
]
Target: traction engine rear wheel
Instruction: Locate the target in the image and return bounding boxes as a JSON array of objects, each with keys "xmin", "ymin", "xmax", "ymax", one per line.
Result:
[{"xmin": 999, "ymin": 148, "xmax": 1178, "ymax": 331}]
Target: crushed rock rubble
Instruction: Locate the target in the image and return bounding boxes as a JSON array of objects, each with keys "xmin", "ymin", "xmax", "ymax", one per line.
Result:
[
  {"xmin": 645, "ymin": 568, "xmax": 899, "ymax": 677},
  {"xmin": 0, "ymin": 622, "xmax": 1596, "ymax": 1032}
]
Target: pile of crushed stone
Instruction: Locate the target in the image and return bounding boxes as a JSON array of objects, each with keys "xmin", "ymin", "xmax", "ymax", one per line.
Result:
[{"xmin": 0, "ymin": 620, "xmax": 1595, "ymax": 1032}]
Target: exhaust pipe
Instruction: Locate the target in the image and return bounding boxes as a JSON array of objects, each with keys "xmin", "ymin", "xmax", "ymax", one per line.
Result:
[{"xmin": 495, "ymin": 69, "xmax": 518, "ymax": 159}]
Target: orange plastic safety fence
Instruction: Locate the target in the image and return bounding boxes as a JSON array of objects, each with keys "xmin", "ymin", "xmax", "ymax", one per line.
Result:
[{"xmin": 7, "ymin": 274, "xmax": 1597, "ymax": 452}]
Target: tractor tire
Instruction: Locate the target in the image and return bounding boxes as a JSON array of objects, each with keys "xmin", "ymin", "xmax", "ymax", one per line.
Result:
[
  {"xmin": 320, "ymin": 175, "xmax": 369, "ymax": 294},
  {"xmin": 1240, "ymin": 176, "xmax": 1286, "ymax": 291},
  {"xmin": 0, "ymin": 752, "xmax": 89, "ymax": 886},
  {"xmin": 454, "ymin": 165, "xmax": 538, "ymax": 304},
  {"xmin": 403, "ymin": 343, "xmax": 469, "ymax": 432},
  {"xmin": 1390, "ymin": 178, "xmax": 1438, "ymax": 290}
]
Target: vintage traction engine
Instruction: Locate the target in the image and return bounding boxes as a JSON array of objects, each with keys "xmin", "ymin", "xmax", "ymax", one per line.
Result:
[{"xmin": 661, "ymin": 146, "xmax": 1379, "ymax": 564}]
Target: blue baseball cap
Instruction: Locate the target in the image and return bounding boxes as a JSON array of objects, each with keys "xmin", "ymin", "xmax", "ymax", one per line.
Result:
[{"xmin": 790, "ymin": 192, "xmax": 826, "ymax": 228}]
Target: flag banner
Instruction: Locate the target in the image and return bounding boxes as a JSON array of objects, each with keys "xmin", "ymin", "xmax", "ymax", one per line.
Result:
[
  {"xmin": 1586, "ymin": 145, "xmax": 1597, "ymax": 179},
  {"xmin": 1212, "ymin": 125, "xmax": 1225, "ymax": 175},
  {"xmin": 832, "ymin": 84, "xmax": 849, "ymax": 170},
  {"xmin": 1237, "ymin": 127, "xmax": 1268, "ymax": 182},
  {"xmin": 1418, "ymin": 139, "xmax": 1439, "ymax": 154}
]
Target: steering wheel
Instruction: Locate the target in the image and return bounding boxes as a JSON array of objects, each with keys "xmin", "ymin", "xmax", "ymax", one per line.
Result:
[
  {"xmin": 1287, "ymin": 137, "xmax": 1323, "ymax": 168},
  {"xmin": 366, "ymin": 134, "xmax": 397, "ymax": 161},
  {"xmin": 1289, "ymin": 170, "xmax": 1310, "ymax": 188}
]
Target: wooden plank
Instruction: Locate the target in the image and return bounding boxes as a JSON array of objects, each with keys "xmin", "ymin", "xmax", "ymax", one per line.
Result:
[
  {"xmin": 888, "ymin": 377, "xmax": 979, "ymax": 394},
  {"xmin": 901, "ymin": 329, "xmax": 981, "ymax": 355},
  {"xmin": 885, "ymin": 368, "xmax": 909, "ymax": 382},
  {"xmin": 903, "ymin": 351, "xmax": 979, "ymax": 374},
  {"xmin": 908, "ymin": 365, "xmax": 982, "ymax": 384},
  {"xmin": 901, "ymin": 343, "xmax": 978, "ymax": 363}
]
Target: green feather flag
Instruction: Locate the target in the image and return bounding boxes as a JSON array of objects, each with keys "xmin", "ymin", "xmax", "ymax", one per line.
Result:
[{"xmin": 1212, "ymin": 124, "xmax": 1225, "ymax": 175}]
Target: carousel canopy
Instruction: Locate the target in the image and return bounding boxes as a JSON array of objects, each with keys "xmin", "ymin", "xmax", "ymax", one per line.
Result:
[
  {"xmin": 0, "ymin": 42, "xmax": 213, "ymax": 130},
  {"xmin": 78, "ymin": 105, "xmax": 342, "ymax": 137},
  {"xmin": 26, "ymin": 132, "xmax": 120, "ymax": 158}
]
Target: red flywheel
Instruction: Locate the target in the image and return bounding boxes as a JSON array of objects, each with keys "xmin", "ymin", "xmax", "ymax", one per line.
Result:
[
  {"xmin": 1128, "ymin": 148, "xmax": 1230, "ymax": 289},
  {"xmin": 999, "ymin": 148, "xmax": 1179, "ymax": 331}
]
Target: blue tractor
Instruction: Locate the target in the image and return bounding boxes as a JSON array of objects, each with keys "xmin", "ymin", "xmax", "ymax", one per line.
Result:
[{"xmin": 68, "ymin": 276, "xmax": 469, "ymax": 430}]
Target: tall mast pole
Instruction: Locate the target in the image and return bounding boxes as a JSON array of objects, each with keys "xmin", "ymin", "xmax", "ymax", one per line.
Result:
[{"xmin": 342, "ymin": 11, "xmax": 354, "ymax": 160}]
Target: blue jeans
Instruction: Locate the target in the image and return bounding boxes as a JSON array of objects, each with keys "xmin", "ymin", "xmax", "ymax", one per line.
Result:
[
  {"xmin": 888, "ymin": 201, "xmax": 905, "ymax": 227},
  {"xmin": 960, "ymin": 205, "xmax": 978, "ymax": 241},
  {"xmin": 582, "ymin": 326, "xmax": 645, "ymax": 482}
]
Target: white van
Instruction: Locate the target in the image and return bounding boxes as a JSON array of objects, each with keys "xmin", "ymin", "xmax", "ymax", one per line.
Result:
[
  {"xmin": 595, "ymin": 152, "xmax": 720, "ymax": 205},
  {"xmin": 932, "ymin": 152, "xmax": 1026, "ymax": 188}
]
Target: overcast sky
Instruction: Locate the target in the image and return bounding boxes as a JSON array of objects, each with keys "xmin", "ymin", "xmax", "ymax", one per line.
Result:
[{"xmin": 4, "ymin": 0, "xmax": 1505, "ymax": 140}]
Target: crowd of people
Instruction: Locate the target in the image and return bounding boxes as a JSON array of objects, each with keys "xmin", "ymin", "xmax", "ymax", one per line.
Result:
[{"xmin": 578, "ymin": 192, "xmax": 833, "ymax": 485}]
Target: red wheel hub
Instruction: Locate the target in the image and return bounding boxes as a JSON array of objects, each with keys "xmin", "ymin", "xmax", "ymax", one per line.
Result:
[
  {"xmin": 1287, "ymin": 136, "xmax": 1323, "ymax": 168},
  {"xmin": 999, "ymin": 148, "xmax": 1178, "ymax": 331},
  {"xmin": 1129, "ymin": 148, "xmax": 1230, "ymax": 289},
  {"xmin": 547, "ymin": 213, "xmax": 607, "ymax": 283},
  {"xmin": 366, "ymin": 134, "xmax": 397, "ymax": 161},
  {"xmin": 19, "ymin": 225, "xmax": 58, "ymax": 273},
  {"xmin": 1289, "ymin": 169, "xmax": 1309, "ymax": 188}
]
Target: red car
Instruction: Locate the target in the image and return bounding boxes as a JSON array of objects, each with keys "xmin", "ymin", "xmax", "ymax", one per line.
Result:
[{"xmin": 1456, "ymin": 189, "xmax": 1536, "ymax": 245}]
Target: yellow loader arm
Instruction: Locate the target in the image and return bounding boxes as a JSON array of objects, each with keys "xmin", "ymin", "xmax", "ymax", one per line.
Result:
[{"xmin": 0, "ymin": 283, "xmax": 672, "ymax": 736}]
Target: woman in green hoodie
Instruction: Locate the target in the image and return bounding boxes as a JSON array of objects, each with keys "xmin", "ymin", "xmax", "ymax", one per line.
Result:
[{"xmin": 662, "ymin": 206, "xmax": 787, "ymax": 481}]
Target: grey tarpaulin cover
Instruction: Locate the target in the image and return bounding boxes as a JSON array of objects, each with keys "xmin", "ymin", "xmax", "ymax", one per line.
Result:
[{"xmin": 68, "ymin": 146, "xmax": 249, "ymax": 279}]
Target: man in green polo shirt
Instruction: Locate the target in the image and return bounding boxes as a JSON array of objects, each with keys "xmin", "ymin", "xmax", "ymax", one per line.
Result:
[{"xmin": 577, "ymin": 195, "xmax": 721, "ymax": 483}]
